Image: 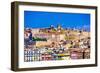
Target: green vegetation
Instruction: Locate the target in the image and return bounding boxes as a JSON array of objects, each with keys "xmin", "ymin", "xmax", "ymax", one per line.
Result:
[{"xmin": 32, "ymin": 37, "xmax": 47, "ymax": 41}]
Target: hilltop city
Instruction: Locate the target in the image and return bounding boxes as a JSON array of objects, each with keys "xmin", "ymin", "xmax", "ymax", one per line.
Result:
[{"xmin": 24, "ymin": 24, "xmax": 90, "ymax": 62}]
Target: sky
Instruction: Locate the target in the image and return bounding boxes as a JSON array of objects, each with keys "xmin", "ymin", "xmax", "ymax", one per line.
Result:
[{"xmin": 24, "ymin": 11, "xmax": 90, "ymax": 31}]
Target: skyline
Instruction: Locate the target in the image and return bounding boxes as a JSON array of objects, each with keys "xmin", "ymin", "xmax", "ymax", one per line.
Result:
[{"xmin": 24, "ymin": 11, "xmax": 90, "ymax": 31}]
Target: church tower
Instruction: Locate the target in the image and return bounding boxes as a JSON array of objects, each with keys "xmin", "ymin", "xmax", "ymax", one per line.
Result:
[{"xmin": 57, "ymin": 24, "xmax": 62, "ymax": 30}]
